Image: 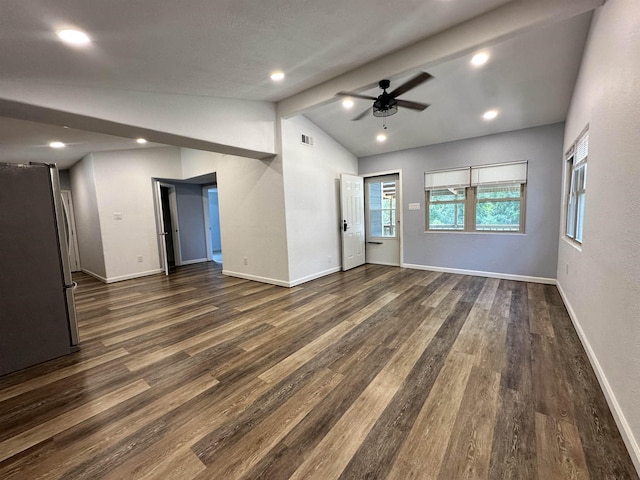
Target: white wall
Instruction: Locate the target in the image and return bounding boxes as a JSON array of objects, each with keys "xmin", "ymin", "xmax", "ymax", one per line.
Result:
[
  {"xmin": 281, "ymin": 115, "xmax": 358, "ymax": 284},
  {"xmin": 557, "ymin": 0, "xmax": 640, "ymax": 471},
  {"xmin": 69, "ymin": 154, "xmax": 106, "ymax": 279},
  {"xmin": 91, "ymin": 147, "xmax": 183, "ymax": 282},
  {"xmin": 180, "ymin": 148, "xmax": 290, "ymax": 286}
]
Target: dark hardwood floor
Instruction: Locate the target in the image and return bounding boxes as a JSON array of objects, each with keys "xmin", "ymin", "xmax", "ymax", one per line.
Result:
[{"xmin": 0, "ymin": 262, "xmax": 637, "ymax": 479}]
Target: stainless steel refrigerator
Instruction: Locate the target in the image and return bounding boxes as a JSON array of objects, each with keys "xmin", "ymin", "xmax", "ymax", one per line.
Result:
[{"xmin": 0, "ymin": 162, "xmax": 80, "ymax": 376}]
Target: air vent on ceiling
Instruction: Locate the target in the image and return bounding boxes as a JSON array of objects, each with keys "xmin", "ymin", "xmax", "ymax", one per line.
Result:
[{"xmin": 301, "ymin": 133, "xmax": 313, "ymax": 146}]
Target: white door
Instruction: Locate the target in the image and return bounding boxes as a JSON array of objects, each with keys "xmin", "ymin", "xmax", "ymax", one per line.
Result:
[
  {"xmin": 61, "ymin": 190, "xmax": 81, "ymax": 272},
  {"xmin": 364, "ymin": 175, "xmax": 400, "ymax": 266},
  {"xmin": 340, "ymin": 173, "xmax": 365, "ymax": 271}
]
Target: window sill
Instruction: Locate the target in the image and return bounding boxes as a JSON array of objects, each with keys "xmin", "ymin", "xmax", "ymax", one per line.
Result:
[
  {"xmin": 424, "ymin": 230, "xmax": 526, "ymax": 236},
  {"xmin": 561, "ymin": 236, "xmax": 583, "ymax": 252}
]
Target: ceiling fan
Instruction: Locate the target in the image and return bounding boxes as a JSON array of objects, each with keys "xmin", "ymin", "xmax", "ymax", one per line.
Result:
[{"xmin": 337, "ymin": 72, "xmax": 433, "ymax": 121}]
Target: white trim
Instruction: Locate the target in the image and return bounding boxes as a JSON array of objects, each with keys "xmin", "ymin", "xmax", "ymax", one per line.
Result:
[
  {"xmin": 202, "ymin": 186, "xmax": 213, "ymax": 262},
  {"xmin": 222, "ymin": 270, "xmax": 290, "ymax": 288},
  {"xmin": 289, "ymin": 267, "xmax": 341, "ymax": 287},
  {"xmin": 81, "ymin": 268, "xmax": 108, "ymax": 283},
  {"xmin": 181, "ymin": 258, "xmax": 209, "ymax": 266},
  {"xmin": 556, "ymin": 282, "xmax": 640, "ymax": 475},
  {"xmin": 367, "ymin": 261, "xmax": 401, "ymax": 267},
  {"xmin": 223, "ymin": 266, "xmax": 341, "ymax": 288},
  {"xmin": 402, "ymin": 263, "xmax": 556, "ymax": 285},
  {"xmin": 79, "ymin": 268, "xmax": 164, "ymax": 284},
  {"xmin": 106, "ymin": 269, "xmax": 164, "ymax": 284}
]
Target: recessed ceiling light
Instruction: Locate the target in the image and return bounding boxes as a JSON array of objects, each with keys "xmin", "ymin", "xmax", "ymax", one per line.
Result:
[
  {"xmin": 136, "ymin": 138, "xmax": 147, "ymax": 144},
  {"xmin": 471, "ymin": 52, "xmax": 489, "ymax": 67},
  {"xmin": 49, "ymin": 141, "xmax": 66, "ymax": 149},
  {"xmin": 342, "ymin": 99, "xmax": 354, "ymax": 110},
  {"xmin": 57, "ymin": 29, "xmax": 91, "ymax": 45},
  {"xmin": 483, "ymin": 109, "xmax": 498, "ymax": 120},
  {"xmin": 270, "ymin": 71, "xmax": 285, "ymax": 82},
  {"xmin": 376, "ymin": 133, "xmax": 387, "ymax": 142}
]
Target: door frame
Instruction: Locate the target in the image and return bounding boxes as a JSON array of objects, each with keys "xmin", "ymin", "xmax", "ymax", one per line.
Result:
[
  {"xmin": 202, "ymin": 186, "xmax": 213, "ymax": 262},
  {"xmin": 362, "ymin": 169, "xmax": 403, "ymax": 266},
  {"xmin": 153, "ymin": 180, "xmax": 182, "ymax": 274}
]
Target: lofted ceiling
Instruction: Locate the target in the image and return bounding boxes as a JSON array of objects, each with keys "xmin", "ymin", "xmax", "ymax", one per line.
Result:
[{"xmin": 0, "ymin": 0, "xmax": 596, "ymax": 167}]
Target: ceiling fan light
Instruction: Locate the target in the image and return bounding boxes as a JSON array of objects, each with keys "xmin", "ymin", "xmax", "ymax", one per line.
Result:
[{"xmin": 373, "ymin": 104, "xmax": 398, "ymax": 117}]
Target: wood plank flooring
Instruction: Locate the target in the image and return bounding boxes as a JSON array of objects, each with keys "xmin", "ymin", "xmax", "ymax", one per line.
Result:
[{"xmin": 0, "ymin": 262, "xmax": 637, "ymax": 479}]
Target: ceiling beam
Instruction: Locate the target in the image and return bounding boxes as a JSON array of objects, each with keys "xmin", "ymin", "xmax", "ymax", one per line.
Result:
[{"xmin": 277, "ymin": 0, "xmax": 603, "ymax": 118}]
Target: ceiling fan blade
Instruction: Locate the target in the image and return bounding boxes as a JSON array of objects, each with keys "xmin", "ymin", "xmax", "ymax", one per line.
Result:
[
  {"xmin": 396, "ymin": 99, "xmax": 430, "ymax": 111},
  {"xmin": 337, "ymin": 91, "xmax": 377, "ymax": 101},
  {"xmin": 389, "ymin": 72, "xmax": 433, "ymax": 98},
  {"xmin": 351, "ymin": 107, "xmax": 371, "ymax": 121}
]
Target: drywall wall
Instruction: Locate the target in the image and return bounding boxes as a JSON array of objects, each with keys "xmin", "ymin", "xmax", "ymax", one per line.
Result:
[
  {"xmin": 359, "ymin": 123, "xmax": 564, "ymax": 281},
  {"xmin": 174, "ymin": 183, "xmax": 207, "ymax": 262},
  {"xmin": 557, "ymin": 0, "xmax": 640, "ymax": 470},
  {"xmin": 69, "ymin": 154, "xmax": 106, "ymax": 279},
  {"xmin": 58, "ymin": 170, "xmax": 71, "ymax": 190},
  {"xmin": 281, "ymin": 115, "xmax": 358, "ymax": 284},
  {"xmin": 180, "ymin": 148, "xmax": 290, "ymax": 285},
  {"xmin": 91, "ymin": 147, "xmax": 183, "ymax": 281}
]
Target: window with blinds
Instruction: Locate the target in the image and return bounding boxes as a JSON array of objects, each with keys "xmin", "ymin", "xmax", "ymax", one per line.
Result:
[
  {"xmin": 424, "ymin": 161, "xmax": 527, "ymax": 233},
  {"xmin": 565, "ymin": 128, "xmax": 588, "ymax": 243}
]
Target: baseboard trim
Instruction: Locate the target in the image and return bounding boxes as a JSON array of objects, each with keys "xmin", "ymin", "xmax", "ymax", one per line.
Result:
[
  {"xmin": 80, "ymin": 268, "xmax": 108, "ymax": 283},
  {"xmin": 180, "ymin": 258, "xmax": 209, "ymax": 266},
  {"xmin": 222, "ymin": 270, "xmax": 290, "ymax": 288},
  {"xmin": 556, "ymin": 282, "xmax": 640, "ymax": 475},
  {"xmin": 289, "ymin": 267, "xmax": 341, "ymax": 287},
  {"xmin": 401, "ymin": 263, "xmax": 556, "ymax": 285},
  {"xmin": 105, "ymin": 269, "xmax": 163, "ymax": 284}
]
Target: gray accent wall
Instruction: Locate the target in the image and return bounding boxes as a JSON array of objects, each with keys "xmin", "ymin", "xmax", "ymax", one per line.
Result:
[{"xmin": 358, "ymin": 123, "xmax": 564, "ymax": 280}]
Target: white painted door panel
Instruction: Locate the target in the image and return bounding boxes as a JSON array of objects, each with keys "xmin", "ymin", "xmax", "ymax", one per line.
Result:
[{"xmin": 340, "ymin": 173, "xmax": 365, "ymax": 271}]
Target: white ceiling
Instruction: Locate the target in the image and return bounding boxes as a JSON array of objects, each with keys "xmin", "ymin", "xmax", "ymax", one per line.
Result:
[
  {"xmin": 0, "ymin": 0, "xmax": 594, "ymax": 167},
  {"xmin": 306, "ymin": 13, "xmax": 592, "ymax": 157}
]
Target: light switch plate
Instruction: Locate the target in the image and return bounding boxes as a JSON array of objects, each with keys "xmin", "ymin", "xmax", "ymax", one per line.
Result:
[{"xmin": 408, "ymin": 203, "xmax": 421, "ymax": 211}]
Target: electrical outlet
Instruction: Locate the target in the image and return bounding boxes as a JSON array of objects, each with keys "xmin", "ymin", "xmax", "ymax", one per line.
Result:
[
  {"xmin": 328, "ymin": 256, "xmax": 332, "ymax": 263},
  {"xmin": 565, "ymin": 263, "xmax": 569, "ymax": 275},
  {"xmin": 113, "ymin": 212, "xmax": 123, "ymax": 220},
  {"xmin": 243, "ymin": 257, "xmax": 248, "ymax": 265},
  {"xmin": 137, "ymin": 255, "xmax": 143, "ymax": 263}
]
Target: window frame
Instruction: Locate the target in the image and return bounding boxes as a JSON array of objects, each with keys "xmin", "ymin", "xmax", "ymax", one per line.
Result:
[
  {"xmin": 366, "ymin": 179, "xmax": 398, "ymax": 240},
  {"xmin": 424, "ymin": 161, "xmax": 527, "ymax": 234},
  {"xmin": 564, "ymin": 128, "xmax": 588, "ymax": 244},
  {"xmin": 425, "ymin": 187, "xmax": 468, "ymax": 231}
]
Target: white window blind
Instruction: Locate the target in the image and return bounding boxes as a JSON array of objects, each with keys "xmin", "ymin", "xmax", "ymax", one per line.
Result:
[
  {"xmin": 424, "ymin": 167, "xmax": 470, "ymax": 190},
  {"xmin": 471, "ymin": 161, "xmax": 528, "ymax": 186},
  {"xmin": 575, "ymin": 131, "xmax": 589, "ymax": 165}
]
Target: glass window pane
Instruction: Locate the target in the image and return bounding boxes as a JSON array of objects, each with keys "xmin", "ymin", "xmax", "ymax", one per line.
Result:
[
  {"xmin": 566, "ymin": 194, "xmax": 576, "ymax": 238},
  {"xmin": 576, "ymin": 193, "xmax": 585, "ymax": 242},
  {"xmin": 429, "ymin": 188, "xmax": 465, "ymax": 202},
  {"xmin": 370, "ymin": 210, "xmax": 382, "ymax": 237},
  {"xmin": 369, "ymin": 183, "xmax": 383, "ymax": 209},
  {"xmin": 477, "ymin": 184, "xmax": 521, "ymax": 200},
  {"xmin": 429, "ymin": 203, "xmax": 465, "ymax": 230},
  {"xmin": 476, "ymin": 200, "xmax": 521, "ymax": 231}
]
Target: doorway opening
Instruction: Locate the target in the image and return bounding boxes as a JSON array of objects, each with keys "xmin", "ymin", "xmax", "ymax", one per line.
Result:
[
  {"xmin": 364, "ymin": 173, "xmax": 401, "ymax": 266},
  {"xmin": 154, "ymin": 181, "xmax": 182, "ymax": 275},
  {"xmin": 203, "ymin": 185, "xmax": 222, "ymax": 264}
]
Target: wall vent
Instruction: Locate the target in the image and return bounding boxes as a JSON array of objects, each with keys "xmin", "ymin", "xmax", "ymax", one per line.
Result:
[{"xmin": 301, "ymin": 133, "xmax": 313, "ymax": 146}]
